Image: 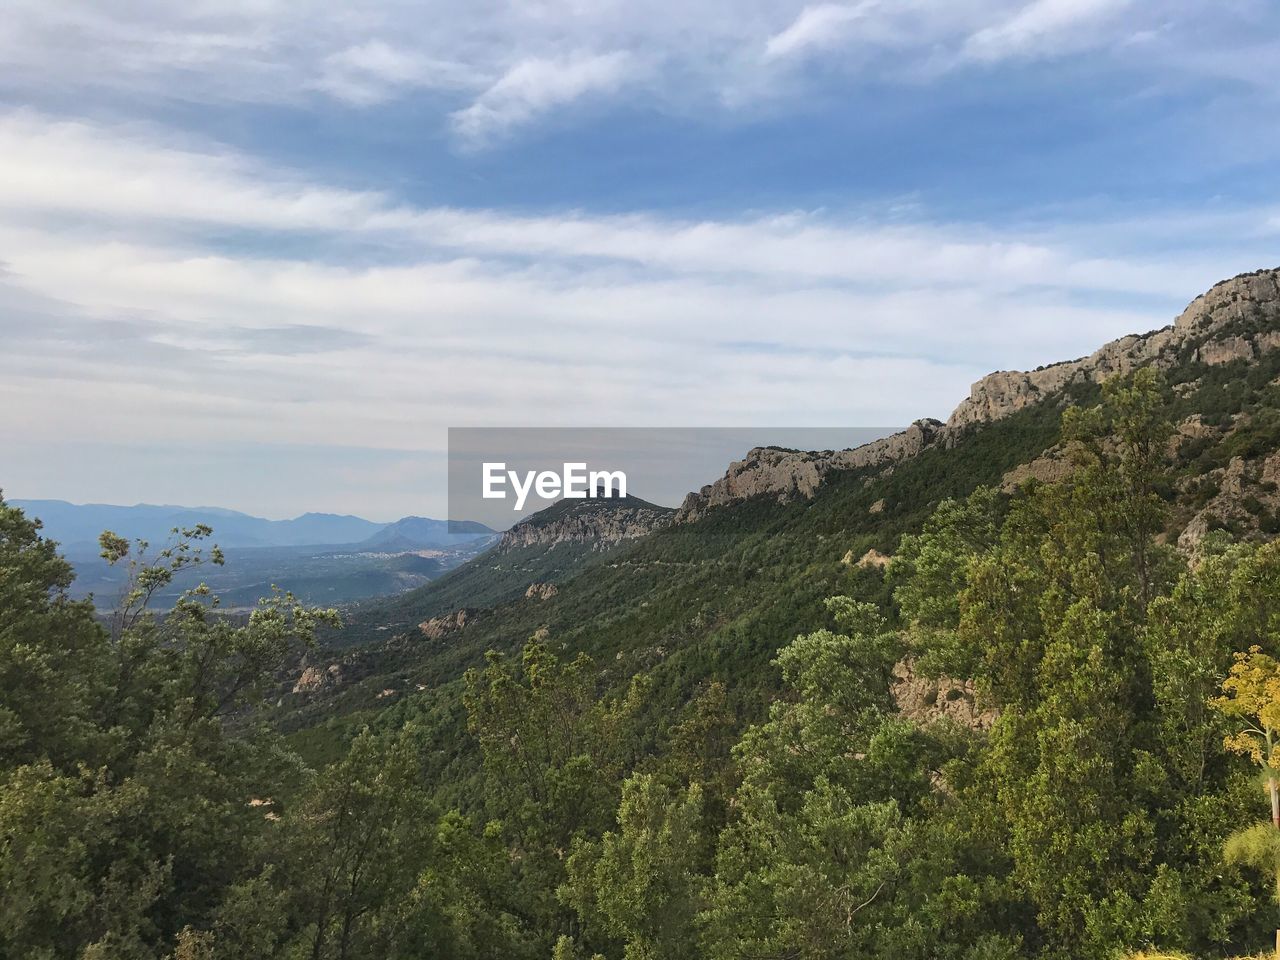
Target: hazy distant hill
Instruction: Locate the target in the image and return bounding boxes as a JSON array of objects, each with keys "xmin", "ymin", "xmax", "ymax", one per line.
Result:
[
  {"xmin": 10, "ymin": 500, "xmax": 386, "ymax": 551},
  {"xmin": 8, "ymin": 500, "xmax": 498, "ymax": 609},
  {"xmin": 11, "ymin": 500, "xmax": 495, "ymax": 553},
  {"xmin": 355, "ymin": 516, "xmax": 497, "ymax": 552}
]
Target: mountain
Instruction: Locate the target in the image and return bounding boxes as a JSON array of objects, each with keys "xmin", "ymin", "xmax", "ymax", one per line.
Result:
[
  {"xmin": 279, "ymin": 266, "xmax": 1280, "ymax": 752},
  {"xmin": 10, "ymin": 500, "xmax": 388, "ymax": 552},
  {"xmin": 329, "ymin": 493, "xmax": 677, "ymax": 650},
  {"xmin": 497, "ymin": 493, "xmax": 674, "ymax": 549},
  {"xmin": 11, "ymin": 500, "xmax": 498, "ymax": 555},
  {"xmin": 8, "ymin": 501, "xmax": 499, "ymax": 610},
  {"xmin": 354, "ymin": 516, "xmax": 496, "ymax": 553},
  {"xmin": 677, "ymin": 268, "xmax": 1280, "ymax": 520}
]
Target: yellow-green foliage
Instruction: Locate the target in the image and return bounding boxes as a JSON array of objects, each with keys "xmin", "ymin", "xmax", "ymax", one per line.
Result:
[
  {"xmin": 1216, "ymin": 647, "xmax": 1280, "ymax": 768},
  {"xmin": 1224, "ymin": 822, "xmax": 1280, "ymax": 903}
]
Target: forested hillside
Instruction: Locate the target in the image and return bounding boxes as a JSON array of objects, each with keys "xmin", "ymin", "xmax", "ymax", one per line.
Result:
[{"xmin": 6, "ymin": 269, "xmax": 1280, "ymax": 959}]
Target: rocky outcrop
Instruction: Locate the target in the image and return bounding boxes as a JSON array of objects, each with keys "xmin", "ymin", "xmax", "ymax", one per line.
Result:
[
  {"xmin": 678, "ymin": 268, "xmax": 1280, "ymax": 522},
  {"xmin": 676, "ymin": 420, "xmax": 943, "ymax": 522},
  {"xmin": 1198, "ymin": 335, "xmax": 1255, "ymax": 366},
  {"xmin": 500, "ymin": 496, "xmax": 674, "ymax": 550},
  {"xmin": 525, "ymin": 582, "xmax": 558, "ymax": 600},
  {"xmin": 1166, "ymin": 414, "xmax": 1223, "ymax": 457},
  {"xmin": 418, "ymin": 608, "xmax": 472, "ymax": 640},
  {"xmin": 892, "ymin": 658, "xmax": 996, "ymax": 731},
  {"xmin": 1000, "ymin": 444, "xmax": 1075, "ymax": 491},
  {"xmin": 293, "ymin": 663, "xmax": 342, "ymax": 694},
  {"xmin": 1178, "ymin": 451, "xmax": 1280, "ymax": 551},
  {"xmin": 949, "ymin": 268, "xmax": 1280, "ymax": 430}
]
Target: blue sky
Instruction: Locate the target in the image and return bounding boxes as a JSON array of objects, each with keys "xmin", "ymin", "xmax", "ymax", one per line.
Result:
[{"xmin": 1, "ymin": 0, "xmax": 1278, "ymax": 519}]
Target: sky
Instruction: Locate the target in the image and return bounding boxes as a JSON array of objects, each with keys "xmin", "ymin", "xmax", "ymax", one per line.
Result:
[{"xmin": 1, "ymin": 0, "xmax": 1278, "ymax": 520}]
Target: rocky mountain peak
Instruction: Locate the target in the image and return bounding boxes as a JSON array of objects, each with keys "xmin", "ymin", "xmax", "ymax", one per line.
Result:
[
  {"xmin": 678, "ymin": 267, "xmax": 1280, "ymax": 522},
  {"xmin": 498, "ymin": 494, "xmax": 675, "ymax": 550},
  {"xmin": 674, "ymin": 420, "xmax": 943, "ymax": 522},
  {"xmin": 947, "ymin": 267, "xmax": 1280, "ymax": 430}
]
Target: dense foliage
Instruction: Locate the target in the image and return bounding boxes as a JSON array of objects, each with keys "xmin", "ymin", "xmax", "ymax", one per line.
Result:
[{"xmin": 6, "ymin": 369, "xmax": 1280, "ymax": 958}]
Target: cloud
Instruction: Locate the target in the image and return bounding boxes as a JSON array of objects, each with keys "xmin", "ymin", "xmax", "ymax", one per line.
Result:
[
  {"xmin": 315, "ymin": 41, "xmax": 479, "ymax": 105},
  {"xmin": 449, "ymin": 52, "xmax": 636, "ymax": 148},
  {"xmin": 1, "ymin": 110, "xmax": 1275, "ymax": 515},
  {"xmin": 763, "ymin": 2, "xmax": 880, "ymax": 62},
  {"xmin": 3, "ymin": 110, "xmax": 1259, "ymax": 301},
  {"xmin": 963, "ymin": 0, "xmax": 1132, "ymax": 62},
  {"xmin": 1, "ymin": 1, "xmax": 1258, "ymax": 147},
  {"xmin": 0, "ymin": 112, "xmax": 394, "ymax": 233}
]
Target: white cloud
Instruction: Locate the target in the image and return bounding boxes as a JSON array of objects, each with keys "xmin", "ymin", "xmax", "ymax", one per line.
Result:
[
  {"xmin": 763, "ymin": 2, "xmax": 881, "ymax": 62},
  {"xmin": 449, "ymin": 52, "xmax": 636, "ymax": 147},
  {"xmin": 2, "ymin": 111, "xmax": 1275, "ymax": 515},
  {"xmin": 315, "ymin": 41, "xmax": 479, "ymax": 105},
  {"xmin": 4, "ymin": 110, "xmax": 1258, "ymax": 303},
  {"xmin": 0, "ymin": 1, "xmax": 1260, "ymax": 147},
  {"xmin": 964, "ymin": 0, "xmax": 1132, "ymax": 62},
  {"xmin": 0, "ymin": 112, "xmax": 393, "ymax": 233}
]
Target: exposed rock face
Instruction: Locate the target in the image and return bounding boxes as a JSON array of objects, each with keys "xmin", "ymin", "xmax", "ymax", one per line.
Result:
[
  {"xmin": 677, "ymin": 268, "xmax": 1280, "ymax": 523},
  {"xmin": 1198, "ymin": 335, "xmax": 1255, "ymax": 366},
  {"xmin": 846, "ymin": 548, "xmax": 890, "ymax": 569},
  {"xmin": 1178, "ymin": 452, "xmax": 1280, "ymax": 551},
  {"xmin": 1176, "ymin": 414, "xmax": 1217, "ymax": 442},
  {"xmin": 525, "ymin": 582, "xmax": 558, "ymax": 600},
  {"xmin": 949, "ymin": 268, "xmax": 1280, "ymax": 430},
  {"xmin": 1000, "ymin": 444, "xmax": 1075, "ymax": 492},
  {"xmin": 500, "ymin": 496, "xmax": 674, "ymax": 550},
  {"xmin": 293, "ymin": 663, "xmax": 342, "ymax": 694},
  {"xmin": 892, "ymin": 658, "xmax": 996, "ymax": 731},
  {"xmin": 418, "ymin": 608, "xmax": 472, "ymax": 640},
  {"xmin": 676, "ymin": 420, "xmax": 943, "ymax": 522},
  {"xmin": 863, "ymin": 549, "xmax": 890, "ymax": 568}
]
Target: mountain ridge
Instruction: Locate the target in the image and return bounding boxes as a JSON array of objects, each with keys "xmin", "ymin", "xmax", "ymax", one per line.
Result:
[
  {"xmin": 499, "ymin": 493, "xmax": 675, "ymax": 550},
  {"xmin": 10, "ymin": 499, "xmax": 494, "ymax": 552},
  {"xmin": 678, "ymin": 266, "xmax": 1280, "ymax": 521}
]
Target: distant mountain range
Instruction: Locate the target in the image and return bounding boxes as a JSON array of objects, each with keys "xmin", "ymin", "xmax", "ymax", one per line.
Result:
[
  {"xmin": 11, "ymin": 500, "xmax": 496, "ymax": 553},
  {"xmin": 356, "ymin": 516, "xmax": 495, "ymax": 553},
  {"xmin": 6, "ymin": 501, "xmax": 500, "ymax": 608}
]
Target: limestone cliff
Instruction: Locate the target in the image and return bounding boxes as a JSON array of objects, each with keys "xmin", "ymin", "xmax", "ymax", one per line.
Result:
[
  {"xmin": 949, "ymin": 268, "xmax": 1280, "ymax": 429},
  {"xmin": 499, "ymin": 494, "xmax": 675, "ymax": 550},
  {"xmin": 891, "ymin": 658, "xmax": 996, "ymax": 731},
  {"xmin": 525, "ymin": 582, "xmax": 559, "ymax": 600},
  {"xmin": 418, "ymin": 608, "xmax": 472, "ymax": 640},
  {"xmin": 1177, "ymin": 451, "xmax": 1280, "ymax": 551},
  {"xmin": 678, "ymin": 268, "xmax": 1280, "ymax": 521},
  {"xmin": 675, "ymin": 420, "xmax": 943, "ymax": 522},
  {"xmin": 292, "ymin": 662, "xmax": 342, "ymax": 694}
]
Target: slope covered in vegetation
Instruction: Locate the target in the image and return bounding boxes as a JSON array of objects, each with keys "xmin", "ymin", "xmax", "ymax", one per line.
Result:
[{"xmin": 7, "ymin": 269, "xmax": 1280, "ymax": 959}]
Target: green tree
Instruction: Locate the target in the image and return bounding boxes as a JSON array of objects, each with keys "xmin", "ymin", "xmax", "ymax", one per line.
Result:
[
  {"xmin": 700, "ymin": 599, "xmax": 958, "ymax": 960},
  {"xmin": 0, "ymin": 497, "xmax": 338, "ymax": 958},
  {"xmin": 953, "ymin": 371, "xmax": 1178, "ymax": 958},
  {"xmin": 464, "ymin": 639, "xmax": 646, "ymax": 948},
  {"xmin": 283, "ymin": 728, "xmax": 435, "ymax": 960},
  {"xmin": 562, "ymin": 774, "xmax": 705, "ymax": 960},
  {"xmin": 0, "ymin": 496, "xmax": 111, "ymax": 771}
]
